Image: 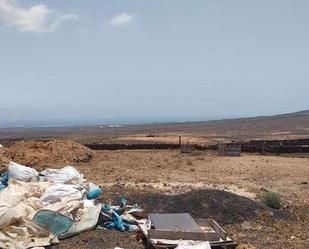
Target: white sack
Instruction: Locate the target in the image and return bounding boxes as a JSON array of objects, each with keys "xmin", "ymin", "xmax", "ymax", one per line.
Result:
[
  {"xmin": 59, "ymin": 201, "xmax": 102, "ymax": 239},
  {"xmin": 43, "ymin": 166, "xmax": 84, "ymax": 184},
  {"xmin": 8, "ymin": 162, "xmax": 38, "ymax": 182},
  {"xmin": 40, "ymin": 184, "xmax": 83, "ymax": 204}
]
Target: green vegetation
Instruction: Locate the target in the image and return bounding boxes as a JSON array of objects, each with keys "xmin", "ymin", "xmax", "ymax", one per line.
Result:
[{"xmin": 259, "ymin": 191, "xmax": 282, "ymax": 209}]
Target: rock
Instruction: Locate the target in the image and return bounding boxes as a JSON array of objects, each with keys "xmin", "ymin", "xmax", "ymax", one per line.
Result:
[{"xmin": 241, "ymin": 221, "xmax": 252, "ymax": 230}]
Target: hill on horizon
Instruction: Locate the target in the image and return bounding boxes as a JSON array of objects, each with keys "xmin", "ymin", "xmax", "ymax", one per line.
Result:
[{"xmin": 0, "ymin": 109, "xmax": 308, "ymax": 142}]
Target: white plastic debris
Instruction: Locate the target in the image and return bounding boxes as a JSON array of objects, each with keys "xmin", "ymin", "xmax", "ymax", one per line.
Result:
[
  {"xmin": 43, "ymin": 166, "xmax": 84, "ymax": 184},
  {"xmin": 175, "ymin": 241, "xmax": 211, "ymax": 249},
  {"xmin": 1, "ymin": 163, "xmax": 103, "ymax": 248},
  {"xmin": 8, "ymin": 161, "xmax": 39, "ymax": 182},
  {"xmin": 59, "ymin": 200, "xmax": 102, "ymax": 239},
  {"xmin": 40, "ymin": 183, "xmax": 82, "ymax": 204}
]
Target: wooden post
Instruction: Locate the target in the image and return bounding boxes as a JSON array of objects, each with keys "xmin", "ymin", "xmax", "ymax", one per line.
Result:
[{"xmin": 179, "ymin": 136, "xmax": 182, "ymax": 149}]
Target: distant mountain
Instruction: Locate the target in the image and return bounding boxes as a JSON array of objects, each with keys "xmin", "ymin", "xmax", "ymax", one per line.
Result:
[{"xmin": 0, "ymin": 110, "xmax": 308, "ymax": 141}]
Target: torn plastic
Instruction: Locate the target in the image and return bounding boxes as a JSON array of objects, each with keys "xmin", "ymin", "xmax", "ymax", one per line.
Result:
[{"xmin": 60, "ymin": 200, "xmax": 102, "ymax": 239}]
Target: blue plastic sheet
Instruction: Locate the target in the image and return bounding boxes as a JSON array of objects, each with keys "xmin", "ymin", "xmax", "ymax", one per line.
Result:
[
  {"xmin": 100, "ymin": 197, "xmax": 137, "ymax": 232},
  {"xmin": 0, "ymin": 173, "xmax": 9, "ymax": 191},
  {"xmin": 33, "ymin": 209, "xmax": 74, "ymax": 236}
]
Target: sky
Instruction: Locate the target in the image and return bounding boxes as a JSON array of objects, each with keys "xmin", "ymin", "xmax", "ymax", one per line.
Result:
[{"xmin": 0, "ymin": 0, "xmax": 309, "ymax": 126}]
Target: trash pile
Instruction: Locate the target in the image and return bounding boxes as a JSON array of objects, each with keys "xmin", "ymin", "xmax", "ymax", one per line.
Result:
[
  {"xmin": 0, "ymin": 161, "xmax": 145, "ymax": 249},
  {"xmin": 0, "ymin": 159, "xmax": 237, "ymax": 249}
]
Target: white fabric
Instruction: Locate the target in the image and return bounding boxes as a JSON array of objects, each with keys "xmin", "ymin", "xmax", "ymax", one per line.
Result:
[
  {"xmin": 175, "ymin": 241, "xmax": 211, "ymax": 249},
  {"xmin": 0, "ymin": 180, "xmax": 49, "ymax": 229},
  {"xmin": 0, "ymin": 180, "xmax": 56, "ymax": 249},
  {"xmin": 8, "ymin": 162, "xmax": 38, "ymax": 182},
  {"xmin": 44, "ymin": 166, "xmax": 84, "ymax": 184},
  {"xmin": 0, "ymin": 164, "xmax": 96, "ymax": 248},
  {"xmin": 59, "ymin": 201, "xmax": 102, "ymax": 239},
  {"xmin": 0, "ymin": 217, "xmax": 58, "ymax": 249},
  {"xmin": 40, "ymin": 184, "xmax": 83, "ymax": 204}
]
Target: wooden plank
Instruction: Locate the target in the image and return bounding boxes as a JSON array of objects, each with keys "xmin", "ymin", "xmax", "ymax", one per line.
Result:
[
  {"xmin": 148, "ymin": 229, "xmax": 207, "ymax": 241},
  {"xmin": 195, "ymin": 219, "xmax": 227, "ymax": 240},
  {"xmin": 149, "ymin": 213, "xmax": 202, "ymax": 232},
  {"xmin": 208, "ymin": 219, "xmax": 227, "ymax": 240}
]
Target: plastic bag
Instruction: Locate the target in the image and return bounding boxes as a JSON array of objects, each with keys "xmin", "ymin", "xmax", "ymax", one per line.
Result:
[
  {"xmin": 40, "ymin": 184, "xmax": 82, "ymax": 204},
  {"xmin": 8, "ymin": 162, "xmax": 38, "ymax": 182},
  {"xmin": 86, "ymin": 183, "xmax": 103, "ymax": 199},
  {"xmin": 43, "ymin": 166, "xmax": 84, "ymax": 184}
]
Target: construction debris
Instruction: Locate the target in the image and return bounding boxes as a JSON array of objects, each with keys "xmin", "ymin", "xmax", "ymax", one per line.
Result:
[{"xmin": 141, "ymin": 213, "xmax": 237, "ymax": 249}]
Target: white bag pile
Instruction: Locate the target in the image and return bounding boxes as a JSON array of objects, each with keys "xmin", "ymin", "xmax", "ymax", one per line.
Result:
[{"xmin": 0, "ymin": 161, "xmax": 102, "ymax": 249}]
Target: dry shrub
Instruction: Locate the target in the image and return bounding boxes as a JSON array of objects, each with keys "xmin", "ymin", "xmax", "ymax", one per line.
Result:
[{"xmin": 259, "ymin": 191, "xmax": 282, "ymax": 209}]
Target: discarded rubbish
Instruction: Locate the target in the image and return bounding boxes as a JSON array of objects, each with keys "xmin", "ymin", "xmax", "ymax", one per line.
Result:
[
  {"xmin": 0, "ymin": 160, "xmax": 236, "ymax": 249},
  {"xmin": 87, "ymin": 182, "xmax": 103, "ymax": 199},
  {"xmin": 43, "ymin": 166, "xmax": 84, "ymax": 184},
  {"xmin": 175, "ymin": 241, "xmax": 211, "ymax": 249},
  {"xmin": 142, "ymin": 213, "xmax": 237, "ymax": 249},
  {"xmin": 99, "ymin": 198, "xmax": 144, "ymax": 232},
  {"xmin": 33, "ymin": 209, "xmax": 74, "ymax": 236},
  {"xmin": 0, "ymin": 172, "xmax": 8, "ymax": 191},
  {"xmin": 8, "ymin": 161, "xmax": 38, "ymax": 182},
  {"xmin": 0, "ymin": 162, "xmax": 102, "ymax": 248},
  {"xmin": 60, "ymin": 200, "xmax": 102, "ymax": 239}
]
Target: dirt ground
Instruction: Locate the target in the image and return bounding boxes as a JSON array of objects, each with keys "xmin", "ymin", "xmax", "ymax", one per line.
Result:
[
  {"xmin": 1, "ymin": 141, "xmax": 309, "ymax": 249},
  {"xmin": 2, "ymin": 139, "xmax": 93, "ymax": 171},
  {"xmin": 62, "ymin": 149, "xmax": 309, "ymax": 249},
  {"xmin": 75, "ymin": 150, "xmax": 309, "ymax": 202}
]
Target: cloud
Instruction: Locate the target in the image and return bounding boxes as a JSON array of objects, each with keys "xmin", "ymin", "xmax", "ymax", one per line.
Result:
[
  {"xmin": 109, "ymin": 12, "xmax": 134, "ymax": 27},
  {"xmin": 0, "ymin": 0, "xmax": 78, "ymax": 33}
]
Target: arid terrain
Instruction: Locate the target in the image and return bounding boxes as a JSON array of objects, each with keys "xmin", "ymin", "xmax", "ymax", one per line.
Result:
[{"xmin": 0, "ymin": 110, "xmax": 309, "ymax": 249}]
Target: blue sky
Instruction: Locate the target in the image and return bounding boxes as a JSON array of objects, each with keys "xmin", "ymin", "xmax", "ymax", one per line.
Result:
[{"xmin": 0, "ymin": 0, "xmax": 308, "ymax": 125}]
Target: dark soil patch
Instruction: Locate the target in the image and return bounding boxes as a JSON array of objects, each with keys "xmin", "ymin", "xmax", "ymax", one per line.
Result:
[
  {"xmin": 60, "ymin": 230, "xmax": 144, "ymax": 249},
  {"xmin": 104, "ymin": 186, "xmax": 266, "ymax": 225}
]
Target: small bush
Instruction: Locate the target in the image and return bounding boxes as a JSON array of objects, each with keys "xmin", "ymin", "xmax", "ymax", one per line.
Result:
[{"xmin": 259, "ymin": 191, "xmax": 282, "ymax": 209}]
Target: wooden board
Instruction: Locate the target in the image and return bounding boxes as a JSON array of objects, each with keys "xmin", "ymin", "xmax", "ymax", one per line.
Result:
[{"xmin": 149, "ymin": 213, "xmax": 202, "ymax": 232}]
